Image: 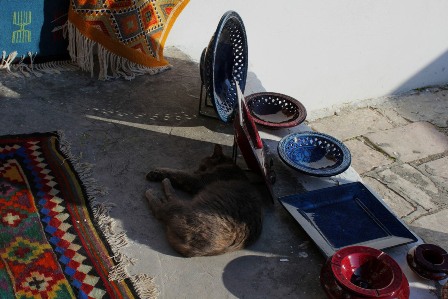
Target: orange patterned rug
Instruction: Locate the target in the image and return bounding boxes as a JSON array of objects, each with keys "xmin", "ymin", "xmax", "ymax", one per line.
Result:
[
  {"xmin": 0, "ymin": 132, "xmax": 155, "ymax": 298},
  {"xmin": 67, "ymin": 0, "xmax": 189, "ymax": 80}
]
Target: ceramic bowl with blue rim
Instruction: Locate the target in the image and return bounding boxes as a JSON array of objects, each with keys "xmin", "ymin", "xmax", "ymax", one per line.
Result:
[
  {"xmin": 278, "ymin": 132, "xmax": 351, "ymax": 177},
  {"xmin": 202, "ymin": 11, "xmax": 248, "ymax": 123}
]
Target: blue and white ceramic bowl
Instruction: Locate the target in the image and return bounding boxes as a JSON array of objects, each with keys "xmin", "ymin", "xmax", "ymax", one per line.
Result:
[
  {"xmin": 278, "ymin": 132, "xmax": 351, "ymax": 177},
  {"xmin": 202, "ymin": 11, "xmax": 248, "ymax": 123}
]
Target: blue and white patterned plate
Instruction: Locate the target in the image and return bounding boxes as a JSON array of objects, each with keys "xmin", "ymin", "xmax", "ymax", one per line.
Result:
[
  {"xmin": 278, "ymin": 131, "xmax": 351, "ymax": 177},
  {"xmin": 202, "ymin": 11, "xmax": 248, "ymax": 123}
]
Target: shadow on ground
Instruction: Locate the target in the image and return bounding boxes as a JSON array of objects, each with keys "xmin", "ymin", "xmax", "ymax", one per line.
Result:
[
  {"xmin": 0, "ymin": 47, "xmax": 327, "ymax": 298},
  {"xmin": 410, "ymin": 225, "xmax": 448, "ymax": 248}
]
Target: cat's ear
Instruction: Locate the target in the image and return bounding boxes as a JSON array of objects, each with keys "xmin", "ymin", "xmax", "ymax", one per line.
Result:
[{"xmin": 212, "ymin": 144, "xmax": 223, "ymax": 158}]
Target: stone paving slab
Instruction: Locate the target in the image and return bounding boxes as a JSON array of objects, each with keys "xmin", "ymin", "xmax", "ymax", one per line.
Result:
[
  {"xmin": 362, "ymin": 176, "xmax": 415, "ymax": 218},
  {"xmin": 309, "ymin": 108, "xmax": 394, "ymax": 141},
  {"xmin": 388, "ymin": 90, "xmax": 448, "ymax": 128},
  {"xmin": 373, "ymin": 107, "xmax": 410, "ymax": 127},
  {"xmin": 411, "ymin": 209, "xmax": 448, "ymax": 246},
  {"xmin": 345, "ymin": 138, "xmax": 393, "ymax": 174},
  {"xmin": 412, "ymin": 209, "xmax": 448, "ymax": 233},
  {"xmin": 365, "ymin": 122, "xmax": 448, "ymax": 162},
  {"xmin": 417, "ymin": 156, "xmax": 448, "ymax": 193},
  {"xmin": 376, "ymin": 164, "xmax": 439, "ymax": 211}
]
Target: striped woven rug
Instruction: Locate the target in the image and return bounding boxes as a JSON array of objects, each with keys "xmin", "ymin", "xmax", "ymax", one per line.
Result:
[{"xmin": 0, "ymin": 132, "xmax": 156, "ymax": 299}]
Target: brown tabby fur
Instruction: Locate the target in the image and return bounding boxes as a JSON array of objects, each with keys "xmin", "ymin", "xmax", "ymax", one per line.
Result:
[{"xmin": 145, "ymin": 144, "xmax": 263, "ymax": 257}]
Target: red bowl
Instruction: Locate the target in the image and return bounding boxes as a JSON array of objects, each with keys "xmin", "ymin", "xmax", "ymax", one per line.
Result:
[
  {"xmin": 320, "ymin": 246, "xmax": 409, "ymax": 299},
  {"xmin": 245, "ymin": 92, "xmax": 307, "ymax": 128}
]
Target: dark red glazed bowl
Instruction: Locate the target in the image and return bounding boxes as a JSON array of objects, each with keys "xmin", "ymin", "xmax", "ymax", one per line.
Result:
[
  {"xmin": 407, "ymin": 243, "xmax": 448, "ymax": 281},
  {"xmin": 245, "ymin": 92, "xmax": 307, "ymax": 128},
  {"xmin": 320, "ymin": 246, "xmax": 409, "ymax": 299}
]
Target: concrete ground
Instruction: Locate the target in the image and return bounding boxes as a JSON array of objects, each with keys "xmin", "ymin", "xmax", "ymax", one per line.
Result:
[{"xmin": 1, "ymin": 48, "xmax": 447, "ymax": 298}]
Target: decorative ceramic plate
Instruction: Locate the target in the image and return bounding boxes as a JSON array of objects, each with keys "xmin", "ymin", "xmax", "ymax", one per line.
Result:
[
  {"xmin": 246, "ymin": 92, "xmax": 307, "ymax": 128},
  {"xmin": 199, "ymin": 47, "xmax": 207, "ymax": 84},
  {"xmin": 203, "ymin": 11, "xmax": 248, "ymax": 123},
  {"xmin": 277, "ymin": 131, "xmax": 351, "ymax": 177},
  {"xmin": 279, "ymin": 182, "xmax": 418, "ymax": 257}
]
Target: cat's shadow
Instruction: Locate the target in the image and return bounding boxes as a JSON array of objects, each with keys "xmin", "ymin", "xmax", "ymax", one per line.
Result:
[
  {"xmin": 222, "ymin": 254, "xmax": 325, "ymax": 299},
  {"xmin": 219, "ymin": 199, "xmax": 327, "ymax": 298}
]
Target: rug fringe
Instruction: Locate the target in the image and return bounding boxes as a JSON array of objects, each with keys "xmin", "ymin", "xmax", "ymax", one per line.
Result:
[
  {"xmin": 1, "ymin": 51, "xmax": 21, "ymax": 78},
  {"xmin": 0, "ymin": 50, "xmax": 78, "ymax": 78},
  {"xmin": 94, "ymin": 204, "xmax": 159, "ymax": 299},
  {"xmin": 108, "ymin": 252, "xmax": 133, "ymax": 281},
  {"xmin": 56, "ymin": 131, "xmax": 159, "ymax": 299},
  {"xmin": 131, "ymin": 274, "xmax": 160, "ymax": 299},
  {"xmin": 33, "ymin": 59, "xmax": 79, "ymax": 74},
  {"xmin": 67, "ymin": 21, "xmax": 170, "ymax": 81}
]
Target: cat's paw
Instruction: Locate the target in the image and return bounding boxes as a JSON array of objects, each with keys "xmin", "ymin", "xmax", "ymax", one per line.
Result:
[
  {"xmin": 146, "ymin": 169, "xmax": 166, "ymax": 181},
  {"xmin": 145, "ymin": 189, "xmax": 158, "ymax": 202},
  {"xmin": 145, "ymin": 189, "xmax": 162, "ymax": 217}
]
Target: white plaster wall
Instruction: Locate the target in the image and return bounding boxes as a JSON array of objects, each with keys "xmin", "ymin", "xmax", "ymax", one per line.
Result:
[{"xmin": 166, "ymin": 1, "xmax": 448, "ymax": 113}]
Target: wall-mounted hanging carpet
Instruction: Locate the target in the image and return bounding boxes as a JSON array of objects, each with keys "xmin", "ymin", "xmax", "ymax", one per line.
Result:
[
  {"xmin": 67, "ymin": 0, "xmax": 190, "ymax": 80},
  {"xmin": 0, "ymin": 0, "xmax": 73, "ymax": 75},
  {"xmin": 0, "ymin": 132, "xmax": 157, "ymax": 299}
]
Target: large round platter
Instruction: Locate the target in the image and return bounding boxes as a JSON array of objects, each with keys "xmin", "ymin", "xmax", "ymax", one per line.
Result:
[
  {"xmin": 277, "ymin": 132, "xmax": 351, "ymax": 177},
  {"xmin": 199, "ymin": 47, "xmax": 207, "ymax": 84},
  {"xmin": 203, "ymin": 11, "xmax": 248, "ymax": 123},
  {"xmin": 246, "ymin": 92, "xmax": 307, "ymax": 128}
]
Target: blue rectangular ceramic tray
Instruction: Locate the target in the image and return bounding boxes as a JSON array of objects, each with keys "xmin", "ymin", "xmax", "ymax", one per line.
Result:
[{"xmin": 279, "ymin": 182, "xmax": 418, "ymax": 257}]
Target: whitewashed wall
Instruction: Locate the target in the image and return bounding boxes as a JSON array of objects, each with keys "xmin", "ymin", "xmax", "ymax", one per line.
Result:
[{"xmin": 167, "ymin": 1, "xmax": 448, "ymax": 114}]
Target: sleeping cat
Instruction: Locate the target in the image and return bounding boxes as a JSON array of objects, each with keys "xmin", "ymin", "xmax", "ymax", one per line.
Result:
[{"xmin": 145, "ymin": 144, "xmax": 264, "ymax": 257}]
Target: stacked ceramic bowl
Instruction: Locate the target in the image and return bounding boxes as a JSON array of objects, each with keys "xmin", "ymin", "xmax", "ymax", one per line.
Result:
[{"xmin": 200, "ymin": 11, "xmax": 351, "ymax": 178}]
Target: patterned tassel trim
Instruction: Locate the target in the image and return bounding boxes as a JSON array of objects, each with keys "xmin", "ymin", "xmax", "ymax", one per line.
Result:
[
  {"xmin": 57, "ymin": 131, "xmax": 159, "ymax": 299},
  {"xmin": 0, "ymin": 51, "xmax": 77, "ymax": 78},
  {"xmin": 67, "ymin": 21, "xmax": 170, "ymax": 81}
]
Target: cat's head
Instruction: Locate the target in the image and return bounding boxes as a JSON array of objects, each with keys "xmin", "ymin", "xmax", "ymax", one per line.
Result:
[{"xmin": 195, "ymin": 144, "xmax": 234, "ymax": 173}]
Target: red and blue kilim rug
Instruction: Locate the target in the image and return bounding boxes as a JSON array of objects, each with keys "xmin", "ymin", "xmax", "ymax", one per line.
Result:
[{"xmin": 0, "ymin": 132, "xmax": 155, "ymax": 299}]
